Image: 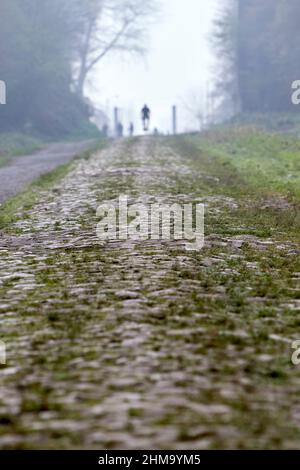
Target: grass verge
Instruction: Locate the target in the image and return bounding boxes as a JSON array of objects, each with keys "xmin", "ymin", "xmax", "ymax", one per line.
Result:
[
  {"xmin": 192, "ymin": 126, "xmax": 300, "ymax": 200},
  {"xmin": 166, "ymin": 130, "xmax": 300, "ymax": 243}
]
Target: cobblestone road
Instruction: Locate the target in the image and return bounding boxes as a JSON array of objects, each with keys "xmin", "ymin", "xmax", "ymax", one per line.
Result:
[{"xmin": 0, "ymin": 137, "xmax": 299, "ymax": 449}]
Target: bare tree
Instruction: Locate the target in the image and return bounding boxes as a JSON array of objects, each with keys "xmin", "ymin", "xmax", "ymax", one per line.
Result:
[{"xmin": 74, "ymin": 0, "xmax": 158, "ymax": 97}]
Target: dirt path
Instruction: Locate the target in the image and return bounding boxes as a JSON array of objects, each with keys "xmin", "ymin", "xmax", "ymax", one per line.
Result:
[
  {"xmin": 0, "ymin": 137, "xmax": 299, "ymax": 449},
  {"xmin": 0, "ymin": 141, "xmax": 94, "ymax": 204}
]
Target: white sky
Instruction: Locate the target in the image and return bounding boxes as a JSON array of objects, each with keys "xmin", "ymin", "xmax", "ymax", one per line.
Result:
[{"xmin": 88, "ymin": 0, "xmax": 218, "ymax": 134}]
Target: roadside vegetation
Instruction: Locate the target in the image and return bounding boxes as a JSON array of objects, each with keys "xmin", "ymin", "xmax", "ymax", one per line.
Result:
[
  {"xmin": 0, "ymin": 133, "xmax": 43, "ymax": 167},
  {"xmin": 228, "ymin": 113, "xmax": 300, "ymax": 135},
  {"xmin": 193, "ymin": 126, "xmax": 300, "ymax": 201}
]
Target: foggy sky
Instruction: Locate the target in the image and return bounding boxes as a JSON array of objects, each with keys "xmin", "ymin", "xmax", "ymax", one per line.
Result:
[{"xmin": 89, "ymin": 0, "xmax": 217, "ymax": 135}]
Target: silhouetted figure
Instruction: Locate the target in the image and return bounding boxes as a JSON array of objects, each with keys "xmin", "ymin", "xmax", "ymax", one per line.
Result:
[
  {"xmin": 117, "ymin": 122, "xmax": 123, "ymax": 138},
  {"xmin": 153, "ymin": 128, "xmax": 159, "ymax": 136},
  {"xmin": 102, "ymin": 123, "xmax": 108, "ymax": 137},
  {"xmin": 129, "ymin": 122, "xmax": 134, "ymax": 136},
  {"xmin": 141, "ymin": 104, "xmax": 151, "ymax": 132}
]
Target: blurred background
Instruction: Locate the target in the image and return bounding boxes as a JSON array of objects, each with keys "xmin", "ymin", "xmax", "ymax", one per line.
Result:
[
  {"xmin": 89, "ymin": 0, "xmax": 216, "ymax": 134},
  {"xmin": 1, "ymin": 0, "xmax": 300, "ymax": 143}
]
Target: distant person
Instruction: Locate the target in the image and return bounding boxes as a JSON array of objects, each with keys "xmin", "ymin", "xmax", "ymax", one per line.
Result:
[
  {"xmin": 102, "ymin": 123, "xmax": 108, "ymax": 137},
  {"xmin": 117, "ymin": 122, "xmax": 123, "ymax": 138},
  {"xmin": 141, "ymin": 104, "xmax": 151, "ymax": 132},
  {"xmin": 129, "ymin": 122, "xmax": 134, "ymax": 136},
  {"xmin": 153, "ymin": 128, "xmax": 159, "ymax": 136}
]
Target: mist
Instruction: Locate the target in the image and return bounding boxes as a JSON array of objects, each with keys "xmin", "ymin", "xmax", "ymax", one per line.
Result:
[
  {"xmin": 1, "ymin": 0, "xmax": 300, "ymax": 456},
  {"xmin": 89, "ymin": 0, "xmax": 217, "ymax": 134}
]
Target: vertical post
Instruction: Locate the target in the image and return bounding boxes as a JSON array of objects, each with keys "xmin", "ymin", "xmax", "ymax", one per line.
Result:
[
  {"xmin": 172, "ymin": 105, "xmax": 177, "ymax": 135},
  {"xmin": 0, "ymin": 80, "xmax": 6, "ymax": 105},
  {"xmin": 114, "ymin": 107, "xmax": 119, "ymax": 137}
]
